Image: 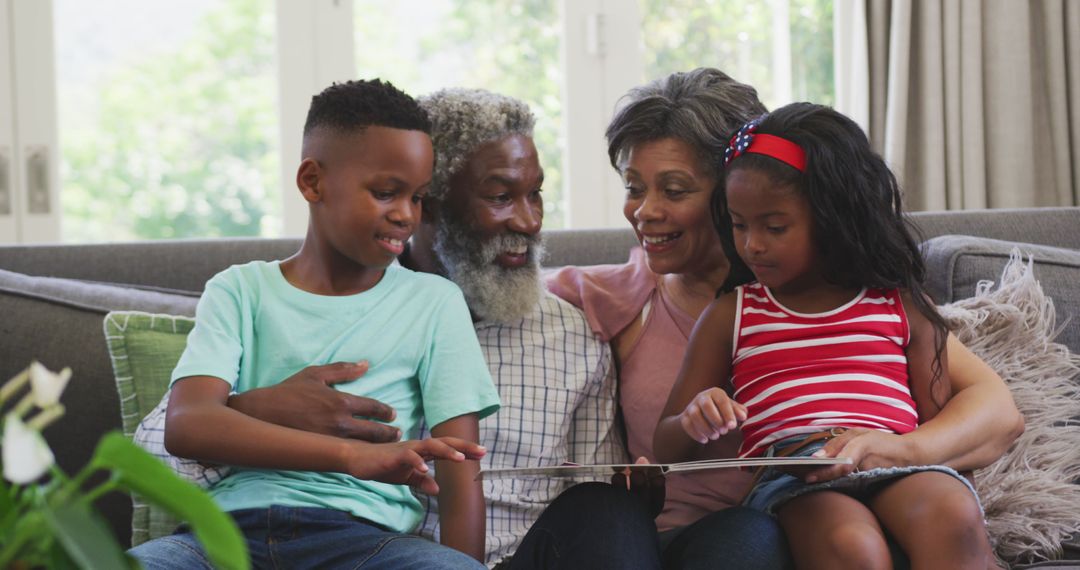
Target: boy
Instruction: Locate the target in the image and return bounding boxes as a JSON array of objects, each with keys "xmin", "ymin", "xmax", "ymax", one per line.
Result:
[{"xmin": 129, "ymin": 79, "xmax": 500, "ymax": 569}]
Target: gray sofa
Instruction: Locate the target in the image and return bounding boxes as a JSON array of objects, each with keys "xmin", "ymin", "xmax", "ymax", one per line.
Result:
[{"xmin": 2, "ymin": 206, "xmax": 1079, "ymax": 568}]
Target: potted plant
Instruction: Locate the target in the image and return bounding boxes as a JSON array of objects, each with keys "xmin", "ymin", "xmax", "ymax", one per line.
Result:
[{"xmin": 0, "ymin": 362, "xmax": 249, "ymax": 569}]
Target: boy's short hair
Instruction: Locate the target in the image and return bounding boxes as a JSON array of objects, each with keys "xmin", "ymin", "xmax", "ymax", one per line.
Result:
[
  {"xmin": 418, "ymin": 88, "xmax": 535, "ymax": 201},
  {"xmin": 304, "ymin": 79, "xmax": 432, "ymax": 137}
]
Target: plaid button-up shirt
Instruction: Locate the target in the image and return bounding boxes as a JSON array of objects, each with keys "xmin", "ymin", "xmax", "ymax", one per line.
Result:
[{"xmin": 417, "ymin": 292, "xmax": 625, "ymax": 567}]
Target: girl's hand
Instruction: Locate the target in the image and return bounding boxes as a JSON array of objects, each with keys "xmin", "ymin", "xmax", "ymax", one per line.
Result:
[
  {"xmin": 678, "ymin": 388, "xmax": 747, "ymax": 444},
  {"xmin": 343, "ymin": 437, "xmax": 486, "ymax": 495},
  {"xmin": 801, "ymin": 428, "xmax": 915, "ymax": 483}
]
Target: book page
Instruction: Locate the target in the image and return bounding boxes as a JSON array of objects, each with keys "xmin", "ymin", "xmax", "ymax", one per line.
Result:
[{"xmin": 476, "ymin": 456, "xmax": 852, "ymax": 481}]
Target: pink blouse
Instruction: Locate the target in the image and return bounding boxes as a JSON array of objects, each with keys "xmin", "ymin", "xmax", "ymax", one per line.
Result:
[{"xmin": 547, "ymin": 248, "xmax": 750, "ymax": 531}]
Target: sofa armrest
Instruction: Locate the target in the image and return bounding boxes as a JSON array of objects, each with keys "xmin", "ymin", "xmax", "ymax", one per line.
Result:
[{"xmin": 921, "ymin": 235, "xmax": 1080, "ymax": 356}]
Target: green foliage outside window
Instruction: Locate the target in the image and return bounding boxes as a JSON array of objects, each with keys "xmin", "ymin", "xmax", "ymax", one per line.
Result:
[
  {"xmin": 354, "ymin": 0, "xmax": 566, "ymax": 227},
  {"xmin": 641, "ymin": 0, "xmax": 833, "ymax": 110},
  {"xmin": 61, "ymin": 0, "xmax": 279, "ymax": 242},
  {"xmin": 60, "ymin": 0, "xmax": 831, "ymax": 241},
  {"xmin": 355, "ymin": 0, "xmax": 832, "ymax": 229},
  {"xmin": 790, "ymin": 0, "xmax": 834, "ymax": 107}
]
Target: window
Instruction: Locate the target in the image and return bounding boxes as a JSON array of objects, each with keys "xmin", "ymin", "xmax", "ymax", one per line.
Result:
[
  {"xmin": 55, "ymin": 0, "xmax": 280, "ymax": 242},
  {"xmin": 641, "ymin": 0, "xmax": 833, "ymax": 110},
  {"xmin": 353, "ymin": 0, "xmax": 566, "ymax": 226},
  {"xmin": 1, "ymin": 0, "xmax": 832, "ymax": 242}
]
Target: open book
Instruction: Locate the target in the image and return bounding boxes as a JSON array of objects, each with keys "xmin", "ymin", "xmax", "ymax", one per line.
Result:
[{"xmin": 476, "ymin": 456, "xmax": 852, "ymax": 481}]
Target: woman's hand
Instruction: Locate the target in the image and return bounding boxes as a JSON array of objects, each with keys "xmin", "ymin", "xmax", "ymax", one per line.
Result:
[
  {"xmin": 679, "ymin": 388, "xmax": 747, "ymax": 444},
  {"xmin": 805, "ymin": 335, "xmax": 1025, "ymax": 483},
  {"xmin": 342, "ymin": 437, "xmax": 486, "ymax": 496},
  {"xmin": 610, "ymin": 456, "xmax": 666, "ymax": 517},
  {"xmin": 801, "ymin": 428, "xmax": 918, "ymax": 483}
]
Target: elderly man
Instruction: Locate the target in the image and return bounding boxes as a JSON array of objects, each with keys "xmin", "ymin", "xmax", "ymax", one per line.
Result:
[
  {"xmin": 409, "ymin": 87, "xmax": 658, "ymax": 567},
  {"xmin": 135, "ymin": 87, "xmax": 658, "ymax": 568}
]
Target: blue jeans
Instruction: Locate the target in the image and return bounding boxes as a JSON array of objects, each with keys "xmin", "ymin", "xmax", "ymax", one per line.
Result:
[
  {"xmin": 508, "ymin": 482, "xmax": 791, "ymax": 570},
  {"xmin": 659, "ymin": 506, "xmax": 792, "ymax": 570},
  {"xmin": 508, "ymin": 482, "xmax": 662, "ymax": 569},
  {"xmin": 128, "ymin": 506, "xmax": 485, "ymax": 570}
]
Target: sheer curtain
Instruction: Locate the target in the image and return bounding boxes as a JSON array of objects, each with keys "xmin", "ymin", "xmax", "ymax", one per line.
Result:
[{"xmin": 834, "ymin": 0, "xmax": 1080, "ymax": 211}]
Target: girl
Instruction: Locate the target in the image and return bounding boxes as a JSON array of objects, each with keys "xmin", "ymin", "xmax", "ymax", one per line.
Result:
[{"xmin": 653, "ymin": 103, "xmax": 999, "ymax": 569}]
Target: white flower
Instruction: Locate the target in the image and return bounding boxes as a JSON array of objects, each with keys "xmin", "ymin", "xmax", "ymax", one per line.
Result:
[
  {"xmin": 29, "ymin": 361, "xmax": 72, "ymax": 408},
  {"xmin": 3, "ymin": 414, "xmax": 55, "ymax": 484}
]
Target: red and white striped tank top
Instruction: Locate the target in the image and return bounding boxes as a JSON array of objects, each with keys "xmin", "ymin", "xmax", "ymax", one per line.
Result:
[{"xmin": 731, "ymin": 283, "xmax": 918, "ymax": 457}]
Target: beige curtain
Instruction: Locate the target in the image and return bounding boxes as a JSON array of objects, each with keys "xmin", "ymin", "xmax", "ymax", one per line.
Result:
[{"xmin": 836, "ymin": 0, "xmax": 1080, "ymax": 211}]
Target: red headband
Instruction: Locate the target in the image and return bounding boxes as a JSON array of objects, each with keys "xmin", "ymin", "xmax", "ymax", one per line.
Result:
[
  {"xmin": 741, "ymin": 134, "xmax": 806, "ymax": 172},
  {"xmin": 724, "ymin": 121, "xmax": 807, "ymax": 172}
]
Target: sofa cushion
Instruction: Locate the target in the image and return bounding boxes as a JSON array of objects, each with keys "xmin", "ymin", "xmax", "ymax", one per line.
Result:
[
  {"xmin": 922, "ymin": 235, "xmax": 1080, "ymax": 354},
  {"xmin": 0, "ymin": 268, "xmax": 199, "ymax": 547},
  {"xmin": 103, "ymin": 311, "xmax": 195, "ymax": 546},
  {"xmin": 938, "ymin": 252, "xmax": 1080, "ymax": 566},
  {"xmin": 104, "ymin": 312, "xmax": 194, "ymax": 441}
]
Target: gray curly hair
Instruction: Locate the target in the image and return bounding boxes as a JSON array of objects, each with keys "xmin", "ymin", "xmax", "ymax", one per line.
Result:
[
  {"xmin": 606, "ymin": 68, "xmax": 767, "ymax": 178},
  {"xmin": 418, "ymin": 88, "xmax": 536, "ymax": 200}
]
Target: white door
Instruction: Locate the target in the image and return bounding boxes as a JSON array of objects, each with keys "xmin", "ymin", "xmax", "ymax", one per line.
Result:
[
  {"xmin": 1, "ymin": 0, "xmax": 61, "ymax": 244},
  {"xmin": 0, "ymin": 0, "xmax": 17, "ymax": 243}
]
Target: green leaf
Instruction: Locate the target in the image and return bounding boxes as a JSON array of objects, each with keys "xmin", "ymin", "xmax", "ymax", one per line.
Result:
[
  {"xmin": 90, "ymin": 433, "xmax": 249, "ymax": 570},
  {"xmin": 50, "ymin": 541, "xmax": 141, "ymax": 570},
  {"xmin": 41, "ymin": 504, "xmax": 125, "ymax": 570},
  {"xmin": 47, "ymin": 540, "xmax": 80, "ymax": 570},
  {"xmin": 0, "ymin": 511, "xmax": 46, "ymax": 569},
  {"xmin": 0, "ymin": 479, "xmax": 15, "ymax": 522}
]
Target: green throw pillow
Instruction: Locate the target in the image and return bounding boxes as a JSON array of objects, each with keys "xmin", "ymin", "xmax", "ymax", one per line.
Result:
[{"xmin": 103, "ymin": 310, "xmax": 194, "ymax": 546}]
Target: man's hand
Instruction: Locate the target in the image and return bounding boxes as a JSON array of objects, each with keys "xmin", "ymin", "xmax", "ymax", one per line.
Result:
[
  {"xmin": 801, "ymin": 428, "xmax": 917, "ymax": 483},
  {"xmin": 679, "ymin": 387, "xmax": 747, "ymax": 444},
  {"xmin": 344, "ymin": 437, "xmax": 487, "ymax": 496},
  {"xmin": 228, "ymin": 361, "xmax": 401, "ymax": 442},
  {"xmin": 610, "ymin": 456, "xmax": 666, "ymax": 517}
]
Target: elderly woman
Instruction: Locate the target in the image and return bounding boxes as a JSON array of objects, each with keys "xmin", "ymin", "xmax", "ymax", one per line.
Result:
[{"xmin": 518, "ymin": 68, "xmax": 1024, "ymax": 569}]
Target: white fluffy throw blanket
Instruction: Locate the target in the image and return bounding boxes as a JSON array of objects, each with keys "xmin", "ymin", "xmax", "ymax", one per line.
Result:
[{"xmin": 938, "ymin": 251, "xmax": 1080, "ymax": 565}]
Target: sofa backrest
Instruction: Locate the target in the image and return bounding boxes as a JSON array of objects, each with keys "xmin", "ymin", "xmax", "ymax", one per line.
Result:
[{"xmin": 1, "ymin": 207, "xmax": 1077, "ymax": 292}]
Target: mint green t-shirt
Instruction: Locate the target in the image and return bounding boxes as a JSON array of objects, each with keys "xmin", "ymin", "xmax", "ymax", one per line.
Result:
[{"xmin": 170, "ymin": 261, "xmax": 500, "ymax": 532}]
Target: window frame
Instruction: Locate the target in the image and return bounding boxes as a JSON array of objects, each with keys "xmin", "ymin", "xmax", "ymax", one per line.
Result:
[
  {"xmin": 1, "ymin": 0, "xmax": 828, "ymax": 243},
  {"xmin": 2, "ymin": 0, "xmax": 61, "ymax": 243}
]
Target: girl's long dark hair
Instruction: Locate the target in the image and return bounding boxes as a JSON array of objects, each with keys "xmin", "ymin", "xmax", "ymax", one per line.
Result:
[{"xmin": 711, "ymin": 102, "xmax": 949, "ymax": 408}]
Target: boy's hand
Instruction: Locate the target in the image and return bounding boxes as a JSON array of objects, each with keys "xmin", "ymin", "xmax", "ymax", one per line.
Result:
[
  {"xmin": 679, "ymin": 387, "xmax": 747, "ymax": 444},
  {"xmin": 345, "ymin": 438, "xmax": 486, "ymax": 496},
  {"xmin": 228, "ymin": 361, "xmax": 401, "ymax": 443}
]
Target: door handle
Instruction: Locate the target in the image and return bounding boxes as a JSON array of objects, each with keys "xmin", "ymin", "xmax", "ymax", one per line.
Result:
[
  {"xmin": 0, "ymin": 147, "xmax": 10, "ymax": 215},
  {"xmin": 26, "ymin": 145, "xmax": 49, "ymax": 214}
]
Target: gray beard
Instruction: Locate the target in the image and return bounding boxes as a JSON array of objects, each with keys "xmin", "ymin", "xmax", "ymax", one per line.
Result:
[{"xmin": 433, "ymin": 214, "xmax": 546, "ymax": 324}]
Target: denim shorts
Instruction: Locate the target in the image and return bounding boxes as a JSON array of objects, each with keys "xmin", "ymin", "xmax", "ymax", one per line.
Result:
[{"xmin": 742, "ymin": 435, "xmax": 981, "ymax": 516}]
